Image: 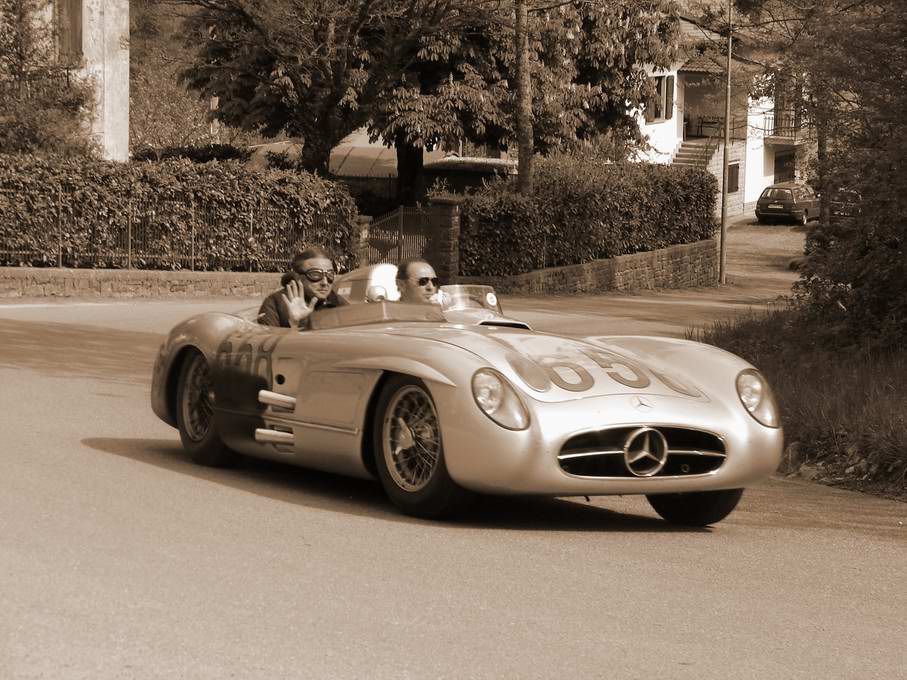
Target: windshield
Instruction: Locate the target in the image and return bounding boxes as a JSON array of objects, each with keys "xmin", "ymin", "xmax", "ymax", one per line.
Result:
[
  {"xmin": 438, "ymin": 285, "xmax": 503, "ymax": 315},
  {"xmin": 761, "ymin": 188, "xmax": 793, "ymax": 200}
]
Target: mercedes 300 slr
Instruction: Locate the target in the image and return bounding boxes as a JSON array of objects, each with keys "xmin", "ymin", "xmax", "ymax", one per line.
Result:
[{"xmin": 151, "ymin": 265, "xmax": 783, "ymax": 525}]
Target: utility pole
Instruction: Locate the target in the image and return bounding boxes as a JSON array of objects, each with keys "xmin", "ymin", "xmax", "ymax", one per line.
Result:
[
  {"xmin": 514, "ymin": 0, "xmax": 533, "ymax": 195},
  {"xmin": 719, "ymin": 0, "xmax": 733, "ymax": 285}
]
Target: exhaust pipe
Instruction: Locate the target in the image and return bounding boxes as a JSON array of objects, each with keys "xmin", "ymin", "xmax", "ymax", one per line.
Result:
[
  {"xmin": 258, "ymin": 389, "xmax": 296, "ymax": 410},
  {"xmin": 254, "ymin": 428, "xmax": 295, "ymax": 446}
]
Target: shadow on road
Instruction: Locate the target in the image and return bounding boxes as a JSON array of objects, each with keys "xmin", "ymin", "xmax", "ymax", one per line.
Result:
[
  {"xmin": 0, "ymin": 318, "xmax": 159, "ymax": 383},
  {"xmin": 82, "ymin": 436, "xmax": 703, "ymax": 534}
]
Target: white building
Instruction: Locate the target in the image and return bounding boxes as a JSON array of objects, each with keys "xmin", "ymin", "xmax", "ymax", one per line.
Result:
[{"xmin": 638, "ymin": 17, "xmax": 809, "ymax": 216}]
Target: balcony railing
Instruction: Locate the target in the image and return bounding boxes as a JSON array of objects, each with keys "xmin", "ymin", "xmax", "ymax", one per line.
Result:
[
  {"xmin": 686, "ymin": 114, "xmax": 748, "ymax": 141},
  {"xmin": 764, "ymin": 111, "xmax": 807, "ymax": 142}
]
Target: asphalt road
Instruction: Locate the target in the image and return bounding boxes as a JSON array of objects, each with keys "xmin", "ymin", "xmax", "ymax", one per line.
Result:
[{"xmin": 1, "ymin": 221, "xmax": 905, "ymax": 679}]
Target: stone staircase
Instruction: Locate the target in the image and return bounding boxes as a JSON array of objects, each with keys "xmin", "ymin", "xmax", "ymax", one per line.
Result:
[{"xmin": 671, "ymin": 138, "xmax": 717, "ymax": 169}]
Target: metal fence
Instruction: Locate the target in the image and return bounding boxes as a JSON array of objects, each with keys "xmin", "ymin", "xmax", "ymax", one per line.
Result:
[
  {"xmin": 0, "ymin": 69, "xmax": 73, "ymax": 102},
  {"xmin": 0, "ymin": 188, "xmax": 350, "ymax": 272},
  {"xmin": 367, "ymin": 206, "xmax": 449, "ymax": 267}
]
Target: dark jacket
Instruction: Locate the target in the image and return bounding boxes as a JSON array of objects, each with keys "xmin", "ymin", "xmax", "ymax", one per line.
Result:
[{"xmin": 257, "ymin": 287, "xmax": 342, "ymax": 329}]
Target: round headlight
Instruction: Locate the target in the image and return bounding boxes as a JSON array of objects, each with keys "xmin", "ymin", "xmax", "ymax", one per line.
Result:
[
  {"xmin": 473, "ymin": 371, "xmax": 504, "ymax": 414},
  {"xmin": 471, "ymin": 368, "xmax": 530, "ymax": 431},
  {"xmin": 736, "ymin": 369, "xmax": 780, "ymax": 428}
]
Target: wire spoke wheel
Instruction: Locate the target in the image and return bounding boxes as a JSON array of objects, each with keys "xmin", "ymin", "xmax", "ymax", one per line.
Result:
[
  {"xmin": 181, "ymin": 354, "xmax": 214, "ymax": 443},
  {"xmin": 382, "ymin": 385, "xmax": 441, "ymax": 492}
]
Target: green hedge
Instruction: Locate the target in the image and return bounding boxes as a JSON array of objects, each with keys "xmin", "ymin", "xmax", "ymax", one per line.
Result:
[
  {"xmin": 458, "ymin": 156, "xmax": 717, "ymax": 276},
  {"xmin": 0, "ymin": 154, "xmax": 358, "ymax": 271}
]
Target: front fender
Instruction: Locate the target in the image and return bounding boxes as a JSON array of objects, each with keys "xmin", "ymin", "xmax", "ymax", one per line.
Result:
[{"xmin": 332, "ymin": 356, "xmax": 457, "ymax": 388}]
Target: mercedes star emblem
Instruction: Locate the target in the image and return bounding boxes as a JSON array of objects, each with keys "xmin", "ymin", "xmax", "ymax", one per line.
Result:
[
  {"xmin": 631, "ymin": 395, "xmax": 654, "ymax": 412},
  {"xmin": 622, "ymin": 427, "xmax": 669, "ymax": 477}
]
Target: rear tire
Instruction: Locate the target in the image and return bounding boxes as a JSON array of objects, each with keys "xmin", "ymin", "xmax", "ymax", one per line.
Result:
[
  {"xmin": 373, "ymin": 375, "xmax": 471, "ymax": 519},
  {"xmin": 176, "ymin": 349, "xmax": 237, "ymax": 467},
  {"xmin": 646, "ymin": 488, "xmax": 744, "ymax": 527},
  {"xmin": 798, "ymin": 211, "xmax": 808, "ymax": 226}
]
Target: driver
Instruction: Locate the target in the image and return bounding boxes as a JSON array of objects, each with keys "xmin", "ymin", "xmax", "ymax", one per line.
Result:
[
  {"xmin": 396, "ymin": 257, "xmax": 440, "ymax": 304},
  {"xmin": 258, "ymin": 246, "xmax": 341, "ymax": 329}
]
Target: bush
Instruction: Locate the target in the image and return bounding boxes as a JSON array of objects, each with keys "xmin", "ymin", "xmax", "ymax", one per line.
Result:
[
  {"xmin": 692, "ymin": 306, "xmax": 907, "ymax": 498},
  {"xmin": 458, "ymin": 156, "xmax": 717, "ymax": 276},
  {"xmin": 795, "ymin": 149, "xmax": 907, "ymax": 351},
  {"xmin": 0, "ymin": 153, "xmax": 358, "ymax": 271}
]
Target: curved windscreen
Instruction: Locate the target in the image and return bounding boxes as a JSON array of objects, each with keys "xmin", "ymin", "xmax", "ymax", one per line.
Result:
[{"xmin": 437, "ymin": 285, "xmax": 503, "ymax": 315}]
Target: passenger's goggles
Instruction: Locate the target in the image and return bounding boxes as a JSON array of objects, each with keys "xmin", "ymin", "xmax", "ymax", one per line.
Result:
[
  {"xmin": 296, "ymin": 268, "xmax": 335, "ymax": 283},
  {"xmin": 417, "ymin": 277, "xmax": 440, "ymax": 287}
]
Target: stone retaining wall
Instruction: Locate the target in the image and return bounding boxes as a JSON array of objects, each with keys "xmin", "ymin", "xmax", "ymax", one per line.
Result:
[
  {"xmin": 0, "ymin": 267, "xmax": 283, "ymax": 299},
  {"xmin": 0, "ymin": 237, "xmax": 718, "ymax": 298},
  {"xmin": 457, "ymin": 238, "xmax": 719, "ymax": 294}
]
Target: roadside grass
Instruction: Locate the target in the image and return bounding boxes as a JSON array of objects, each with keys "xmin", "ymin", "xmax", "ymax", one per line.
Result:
[{"xmin": 689, "ymin": 305, "xmax": 907, "ymax": 499}]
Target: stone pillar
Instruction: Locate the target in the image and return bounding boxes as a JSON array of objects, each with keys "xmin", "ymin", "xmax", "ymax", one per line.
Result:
[
  {"xmin": 428, "ymin": 197, "xmax": 462, "ymax": 284},
  {"xmin": 81, "ymin": 0, "xmax": 129, "ymax": 161},
  {"xmin": 354, "ymin": 215, "xmax": 372, "ymax": 268}
]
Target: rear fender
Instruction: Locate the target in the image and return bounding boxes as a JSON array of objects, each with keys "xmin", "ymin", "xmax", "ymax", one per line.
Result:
[{"xmin": 153, "ymin": 313, "xmax": 277, "ymax": 427}]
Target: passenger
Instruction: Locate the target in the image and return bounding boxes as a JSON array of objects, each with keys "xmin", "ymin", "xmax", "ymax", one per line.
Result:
[
  {"xmin": 396, "ymin": 257, "xmax": 440, "ymax": 304},
  {"xmin": 258, "ymin": 246, "xmax": 341, "ymax": 329}
]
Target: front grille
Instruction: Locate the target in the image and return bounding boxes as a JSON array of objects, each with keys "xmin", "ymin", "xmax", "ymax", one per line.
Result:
[{"xmin": 558, "ymin": 426, "xmax": 726, "ymax": 478}]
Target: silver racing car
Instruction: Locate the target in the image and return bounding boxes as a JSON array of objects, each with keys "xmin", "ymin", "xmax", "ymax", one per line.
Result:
[{"xmin": 151, "ymin": 264, "xmax": 783, "ymax": 525}]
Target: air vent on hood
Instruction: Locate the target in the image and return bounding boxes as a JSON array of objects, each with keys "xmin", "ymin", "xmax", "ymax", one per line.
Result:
[{"xmin": 478, "ymin": 319, "xmax": 531, "ymax": 330}]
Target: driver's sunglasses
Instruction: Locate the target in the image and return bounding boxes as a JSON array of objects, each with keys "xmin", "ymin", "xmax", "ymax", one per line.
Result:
[
  {"xmin": 417, "ymin": 277, "xmax": 440, "ymax": 287},
  {"xmin": 296, "ymin": 268, "xmax": 335, "ymax": 283}
]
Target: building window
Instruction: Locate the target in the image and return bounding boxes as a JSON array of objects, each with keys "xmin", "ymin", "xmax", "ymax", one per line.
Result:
[
  {"xmin": 645, "ymin": 75, "xmax": 674, "ymax": 123},
  {"xmin": 728, "ymin": 163, "xmax": 740, "ymax": 193},
  {"xmin": 59, "ymin": 0, "xmax": 83, "ymax": 61}
]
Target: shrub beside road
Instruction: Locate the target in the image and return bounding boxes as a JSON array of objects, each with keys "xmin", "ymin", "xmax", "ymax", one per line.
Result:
[
  {"xmin": 694, "ymin": 306, "xmax": 906, "ymax": 501},
  {"xmin": 0, "ymin": 153, "xmax": 358, "ymax": 271},
  {"xmin": 458, "ymin": 156, "xmax": 717, "ymax": 276}
]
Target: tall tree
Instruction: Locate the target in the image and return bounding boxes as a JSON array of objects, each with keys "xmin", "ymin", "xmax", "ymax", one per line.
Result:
[
  {"xmin": 366, "ymin": 1, "xmax": 680, "ymax": 198},
  {"xmin": 171, "ymin": 0, "xmax": 506, "ymax": 173},
  {"xmin": 171, "ymin": 0, "xmax": 677, "ymax": 198}
]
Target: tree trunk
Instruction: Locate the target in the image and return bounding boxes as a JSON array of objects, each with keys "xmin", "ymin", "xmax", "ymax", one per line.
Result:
[
  {"xmin": 395, "ymin": 137, "xmax": 424, "ymax": 206},
  {"xmin": 300, "ymin": 133, "xmax": 334, "ymax": 175},
  {"xmin": 815, "ymin": 98, "xmax": 831, "ymax": 227},
  {"xmin": 514, "ymin": 0, "xmax": 533, "ymax": 195}
]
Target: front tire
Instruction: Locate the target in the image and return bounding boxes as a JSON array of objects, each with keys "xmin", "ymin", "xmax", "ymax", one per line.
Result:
[
  {"xmin": 176, "ymin": 349, "xmax": 236, "ymax": 467},
  {"xmin": 798, "ymin": 211, "xmax": 808, "ymax": 226},
  {"xmin": 373, "ymin": 375, "xmax": 471, "ymax": 518},
  {"xmin": 646, "ymin": 488, "xmax": 744, "ymax": 527}
]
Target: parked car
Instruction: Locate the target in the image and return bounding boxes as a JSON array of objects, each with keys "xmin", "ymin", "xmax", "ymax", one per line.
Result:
[
  {"xmin": 151, "ymin": 264, "xmax": 783, "ymax": 526},
  {"xmin": 755, "ymin": 182, "xmax": 819, "ymax": 225}
]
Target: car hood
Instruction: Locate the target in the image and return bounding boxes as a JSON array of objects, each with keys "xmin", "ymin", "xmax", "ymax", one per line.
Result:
[{"xmin": 387, "ymin": 325, "xmax": 710, "ymax": 403}]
